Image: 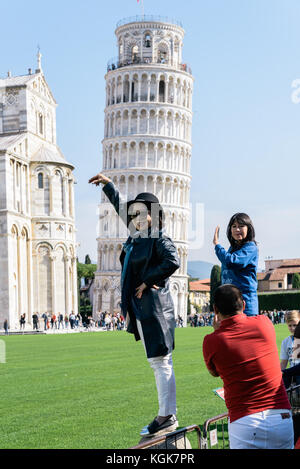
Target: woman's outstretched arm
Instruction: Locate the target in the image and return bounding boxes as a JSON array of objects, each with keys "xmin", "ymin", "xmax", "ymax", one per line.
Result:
[
  {"xmin": 89, "ymin": 173, "xmax": 128, "ymax": 224},
  {"xmin": 88, "ymin": 173, "xmax": 111, "ymax": 187}
]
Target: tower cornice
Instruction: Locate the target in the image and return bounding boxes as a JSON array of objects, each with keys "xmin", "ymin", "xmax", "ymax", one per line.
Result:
[{"xmin": 116, "ymin": 18, "xmax": 184, "ymax": 35}]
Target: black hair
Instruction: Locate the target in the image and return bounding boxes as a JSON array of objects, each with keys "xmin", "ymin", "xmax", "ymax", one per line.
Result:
[
  {"xmin": 214, "ymin": 284, "xmax": 244, "ymax": 316},
  {"xmin": 226, "ymin": 212, "xmax": 256, "ymax": 251}
]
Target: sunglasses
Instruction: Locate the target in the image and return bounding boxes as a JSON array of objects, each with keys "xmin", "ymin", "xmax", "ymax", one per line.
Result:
[{"xmin": 128, "ymin": 210, "xmax": 150, "ymax": 220}]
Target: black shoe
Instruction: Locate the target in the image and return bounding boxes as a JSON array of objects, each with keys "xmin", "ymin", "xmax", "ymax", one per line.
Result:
[{"xmin": 140, "ymin": 415, "xmax": 178, "ymax": 436}]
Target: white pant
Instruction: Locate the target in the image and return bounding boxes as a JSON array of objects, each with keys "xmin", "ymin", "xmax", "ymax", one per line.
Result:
[
  {"xmin": 229, "ymin": 409, "xmax": 294, "ymax": 449},
  {"xmin": 137, "ymin": 320, "xmax": 177, "ymax": 416}
]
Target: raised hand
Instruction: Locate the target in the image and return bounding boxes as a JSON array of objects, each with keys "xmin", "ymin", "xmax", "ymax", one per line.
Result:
[
  {"xmin": 88, "ymin": 173, "xmax": 111, "ymax": 186},
  {"xmin": 213, "ymin": 226, "xmax": 220, "ymax": 245}
]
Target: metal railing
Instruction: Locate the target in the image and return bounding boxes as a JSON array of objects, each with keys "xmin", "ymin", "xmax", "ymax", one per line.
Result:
[
  {"xmin": 129, "ymin": 413, "xmax": 229, "ymax": 450},
  {"xmin": 287, "ymin": 384, "xmax": 300, "ymax": 414},
  {"xmin": 107, "ymin": 57, "xmax": 192, "ymax": 75},
  {"xmin": 129, "ymin": 424, "xmax": 202, "ymax": 450},
  {"xmin": 201, "ymin": 413, "xmax": 229, "ymax": 449},
  {"xmin": 116, "ymin": 15, "xmax": 184, "ymax": 29}
]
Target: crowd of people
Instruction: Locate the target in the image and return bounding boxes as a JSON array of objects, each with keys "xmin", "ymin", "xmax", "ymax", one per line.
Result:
[
  {"xmin": 5, "ymin": 308, "xmax": 297, "ymax": 336},
  {"xmin": 0, "ymin": 310, "xmax": 185, "ymax": 334},
  {"xmin": 7, "ymin": 311, "xmax": 127, "ymax": 333},
  {"xmin": 189, "ymin": 309, "xmax": 289, "ymax": 328},
  {"xmin": 260, "ymin": 309, "xmax": 286, "ymax": 324},
  {"xmin": 94, "ymin": 311, "xmax": 125, "ymax": 330},
  {"xmin": 16, "ymin": 312, "xmax": 96, "ymax": 332},
  {"xmin": 12, "ymin": 305, "xmax": 291, "ymax": 333},
  {"xmin": 189, "ymin": 312, "xmax": 214, "ymax": 327}
]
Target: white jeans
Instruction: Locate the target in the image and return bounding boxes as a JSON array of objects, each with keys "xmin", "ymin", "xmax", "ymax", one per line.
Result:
[
  {"xmin": 229, "ymin": 409, "xmax": 294, "ymax": 449},
  {"xmin": 137, "ymin": 320, "xmax": 177, "ymax": 416}
]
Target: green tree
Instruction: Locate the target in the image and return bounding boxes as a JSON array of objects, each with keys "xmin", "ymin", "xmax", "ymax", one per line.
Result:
[
  {"xmin": 85, "ymin": 254, "xmax": 91, "ymax": 264},
  {"xmin": 77, "ymin": 262, "xmax": 97, "ymax": 286},
  {"xmin": 187, "ymin": 294, "xmax": 191, "ymax": 316},
  {"xmin": 84, "ymin": 255, "xmax": 92, "ymax": 284},
  {"xmin": 187, "ymin": 276, "xmax": 199, "ymax": 318},
  {"xmin": 292, "ymin": 272, "xmax": 300, "ymax": 289},
  {"xmin": 77, "ymin": 261, "xmax": 97, "ymax": 314},
  {"xmin": 80, "ymin": 296, "xmax": 92, "ymax": 322},
  {"xmin": 210, "ymin": 265, "xmax": 221, "ymax": 311},
  {"xmin": 85, "ymin": 263, "xmax": 97, "ymax": 280}
]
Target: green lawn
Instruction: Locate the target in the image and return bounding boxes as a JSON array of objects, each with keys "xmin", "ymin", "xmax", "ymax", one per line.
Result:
[{"xmin": 0, "ymin": 324, "xmax": 288, "ymax": 449}]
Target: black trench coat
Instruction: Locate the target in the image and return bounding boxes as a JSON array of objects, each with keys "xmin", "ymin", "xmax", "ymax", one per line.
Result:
[{"xmin": 103, "ymin": 182, "xmax": 180, "ymax": 358}]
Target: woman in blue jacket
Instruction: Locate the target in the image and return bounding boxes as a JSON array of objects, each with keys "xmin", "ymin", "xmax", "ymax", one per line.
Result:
[{"xmin": 213, "ymin": 213, "xmax": 259, "ymax": 316}]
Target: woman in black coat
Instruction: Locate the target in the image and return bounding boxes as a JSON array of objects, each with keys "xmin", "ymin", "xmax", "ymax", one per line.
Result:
[{"xmin": 89, "ymin": 172, "xmax": 180, "ymax": 437}]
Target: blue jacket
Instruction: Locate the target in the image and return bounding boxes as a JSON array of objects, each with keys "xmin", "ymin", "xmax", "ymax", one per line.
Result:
[{"xmin": 215, "ymin": 241, "xmax": 259, "ymax": 316}]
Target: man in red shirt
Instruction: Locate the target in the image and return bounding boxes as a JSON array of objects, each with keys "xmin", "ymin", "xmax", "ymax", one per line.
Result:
[{"xmin": 203, "ymin": 284, "xmax": 294, "ymax": 449}]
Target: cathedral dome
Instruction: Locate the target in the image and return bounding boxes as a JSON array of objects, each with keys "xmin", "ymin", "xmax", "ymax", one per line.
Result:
[{"xmin": 31, "ymin": 145, "xmax": 74, "ymax": 168}]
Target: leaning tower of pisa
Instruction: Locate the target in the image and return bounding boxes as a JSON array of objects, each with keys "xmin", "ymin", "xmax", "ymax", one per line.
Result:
[{"xmin": 93, "ymin": 15, "xmax": 193, "ymax": 325}]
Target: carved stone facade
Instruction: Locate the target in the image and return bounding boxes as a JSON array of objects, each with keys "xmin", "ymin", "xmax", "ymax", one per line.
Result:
[
  {"xmin": 93, "ymin": 17, "xmax": 193, "ymax": 325},
  {"xmin": 0, "ymin": 57, "xmax": 77, "ymax": 329}
]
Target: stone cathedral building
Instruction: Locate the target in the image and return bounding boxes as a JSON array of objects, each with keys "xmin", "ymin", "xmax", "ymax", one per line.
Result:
[
  {"xmin": 93, "ymin": 16, "xmax": 193, "ymax": 325},
  {"xmin": 0, "ymin": 54, "xmax": 78, "ymax": 329}
]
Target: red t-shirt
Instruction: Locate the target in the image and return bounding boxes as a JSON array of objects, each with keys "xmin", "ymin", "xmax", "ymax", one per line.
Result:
[{"xmin": 203, "ymin": 314, "xmax": 290, "ymax": 423}]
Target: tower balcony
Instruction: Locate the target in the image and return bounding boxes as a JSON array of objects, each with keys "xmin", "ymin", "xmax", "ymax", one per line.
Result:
[
  {"xmin": 116, "ymin": 15, "xmax": 184, "ymax": 29},
  {"xmin": 107, "ymin": 57, "xmax": 192, "ymax": 75}
]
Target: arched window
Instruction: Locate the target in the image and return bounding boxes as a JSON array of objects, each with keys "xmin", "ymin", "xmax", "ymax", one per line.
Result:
[
  {"xmin": 157, "ymin": 43, "xmax": 169, "ymax": 64},
  {"xmin": 158, "ymin": 51, "xmax": 167, "ymax": 63},
  {"xmin": 39, "ymin": 113, "xmax": 43, "ymax": 134},
  {"xmin": 159, "ymin": 80, "xmax": 165, "ymax": 102},
  {"xmin": 144, "ymin": 34, "xmax": 151, "ymax": 48},
  {"xmin": 38, "ymin": 172, "xmax": 44, "ymax": 189},
  {"xmin": 132, "ymin": 45, "xmax": 139, "ymax": 63}
]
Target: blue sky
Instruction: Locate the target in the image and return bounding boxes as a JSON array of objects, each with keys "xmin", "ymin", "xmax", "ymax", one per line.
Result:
[{"xmin": 2, "ymin": 0, "xmax": 300, "ymax": 269}]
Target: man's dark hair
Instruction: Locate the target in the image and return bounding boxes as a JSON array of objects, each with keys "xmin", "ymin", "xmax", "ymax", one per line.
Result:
[{"xmin": 214, "ymin": 284, "xmax": 244, "ymax": 316}]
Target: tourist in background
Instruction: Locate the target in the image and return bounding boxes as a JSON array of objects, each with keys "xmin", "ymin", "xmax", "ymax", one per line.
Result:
[
  {"xmin": 20, "ymin": 314, "xmax": 26, "ymax": 330},
  {"xmin": 69, "ymin": 312, "xmax": 76, "ymax": 329},
  {"xmin": 32, "ymin": 313, "xmax": 39, "ymax": 330},
  {"xmin": 42, "ymin": 312, "xmax": 48, "ymax": 331},
  {"xmin": 64, "ymin": 314, "xmax": 69, "ymax": 329},
  {"xmin": 280, "ymin": 310, "xmax": 300, "ymax": 373},
  {"xmin": 58, "ymin": 313, "xmax": 64, "ymax": 329}
]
